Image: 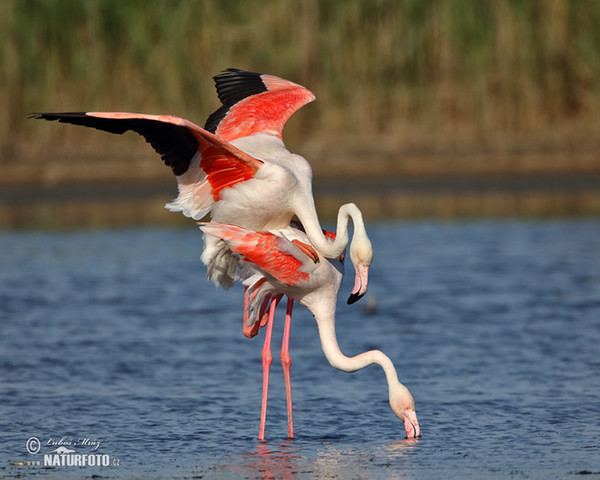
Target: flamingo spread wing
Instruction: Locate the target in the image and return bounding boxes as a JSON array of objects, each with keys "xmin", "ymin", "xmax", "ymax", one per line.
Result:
[
  {"xmin": 200, "ymin": 222, "xmax": 315, "ymax": 287},
  {"xmin": 32, "ymin": 112, "xmax": 263, "ymax": 219},
  {"xmin": 32, "ymin": 70, "xmax": 401, "ymax": 441},
  {"xmin": 200, "ymin": 222, "xmax": 326, "ymax": 340},
  {"xmin": 34, "ymin": 69, "xmax": 372, "ymax": 300},
  {"xmin": 205, "ymin": 68, "xmax": 316, "ymax": 142}
]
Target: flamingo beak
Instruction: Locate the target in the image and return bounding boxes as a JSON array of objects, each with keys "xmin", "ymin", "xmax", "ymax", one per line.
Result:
[
  {"xmin": 403, "ymin": 410, "xmax": 421, "ymax": 439},
  {"xmin": 347, "ymin": 261, "xmax": 369, "ymax": 304}
]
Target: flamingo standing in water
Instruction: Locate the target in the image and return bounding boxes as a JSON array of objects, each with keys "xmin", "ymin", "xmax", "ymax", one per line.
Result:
[
  {"xmin": 200, "ymin": 222, "xmax": 420, "ymax": 441},
  {"xmin": 33, "ymin": 68, "xmax": 372, "ymax": 304}
]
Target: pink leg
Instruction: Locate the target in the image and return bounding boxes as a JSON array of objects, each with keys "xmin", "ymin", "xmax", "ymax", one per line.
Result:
[
  {"xmin": 281, "ymin": 297, "xmax": 294, "ymax": 439},
  {"xmin": 258, "ymin": 296, "xmax": 280, "ymax": 441}
]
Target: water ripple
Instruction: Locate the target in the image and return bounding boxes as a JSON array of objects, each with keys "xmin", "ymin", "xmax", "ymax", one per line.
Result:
[{"xmin": 1, "ymin": 221, "xmax": 599, "ymax": 479}]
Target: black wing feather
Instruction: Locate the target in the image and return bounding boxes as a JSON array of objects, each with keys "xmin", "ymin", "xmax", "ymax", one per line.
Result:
[
  {"xmin": 204, "ymin": 68, "xmax": 268, "ymax": 133},
  {"xmin": 32, "ymin": 112, "xmax": 198, "ymax": 176}
]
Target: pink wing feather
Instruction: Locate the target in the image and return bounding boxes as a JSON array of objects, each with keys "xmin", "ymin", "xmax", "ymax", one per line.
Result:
[
  {"xmin": 204, "ymin": 69, "xmax": 315, "ymax": 142},
  {"xmin": 85, "ymin": 112, "xmax": 262, "ymax": 202},
  {"xmin": 34, "ymin": 69, "xmax": 314, "ymax": 219},
  {"xmin": 199, "ymin": 222, "xmax": 310, "ymax": 286},
  {"xmin": 34, "ymin": 111, "xmax": 263, "ymax": 219}
]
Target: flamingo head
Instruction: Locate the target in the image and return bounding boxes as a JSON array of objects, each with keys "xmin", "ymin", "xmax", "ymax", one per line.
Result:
[
  {"xmin": 389, "ymin": 382, "xmax": 420, "ymax": 439},
  {"xmin": 347, "ymin": 233, "xmax": 373, "ymax": 304}
]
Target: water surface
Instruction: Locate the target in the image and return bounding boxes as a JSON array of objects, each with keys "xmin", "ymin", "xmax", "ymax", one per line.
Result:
[{"xmin": 1, "ymin": 220, "xmax": 599, "ymax": 479}]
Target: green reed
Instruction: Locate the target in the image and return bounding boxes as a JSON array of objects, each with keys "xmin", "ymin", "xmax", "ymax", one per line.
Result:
[{"xmin": 4, "ymin": 0, "xmax": 600, "ymax": 145}]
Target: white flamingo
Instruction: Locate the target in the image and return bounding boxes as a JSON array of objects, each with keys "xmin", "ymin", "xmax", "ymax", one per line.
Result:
[
  {"xmin": 33, "ymin": 69, "xmax": 372, "ymax": 303},
  {"xmin": 200, "ymin": 221, "xmax": 420, "ymax": 441}
]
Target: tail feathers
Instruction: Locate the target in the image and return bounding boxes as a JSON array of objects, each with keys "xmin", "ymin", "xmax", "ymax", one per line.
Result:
[{"xmin": 200, "ymin": 233, "xmax": 239, "ymax": 289}]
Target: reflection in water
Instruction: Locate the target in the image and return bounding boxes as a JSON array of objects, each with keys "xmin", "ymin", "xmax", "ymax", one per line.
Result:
[
  {"xmin": 312, "ymin": 438, "xmax": 420, "ymax": 479},
  {"xmin": 383, "ymin": 438, "xmax": 421, "ymax": 455},
  {"xmin": 246, "ymin": 442, "xmax": 300, "ymax": 480},
  {"xmin": 208, "ymin": 438, "xmax": 420, "ymax": 479},
  {"xmin": 216, "ymin": 441, "xmax": 300, "ymax": 480},
  {"xmin": 3, "ymin": 221, "xmax": 599, "ymax": 478}
]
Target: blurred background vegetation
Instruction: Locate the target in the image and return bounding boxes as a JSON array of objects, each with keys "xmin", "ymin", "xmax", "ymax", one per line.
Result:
[{"xmin": 2, "ymin": 0, "xmax": 600, "ymax": 227}]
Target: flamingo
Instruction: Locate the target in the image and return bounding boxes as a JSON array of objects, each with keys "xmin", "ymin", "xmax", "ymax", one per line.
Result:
[
  {"xmin": 33, "ymin": 68, "xmax": 372, "ymax": 304},
  {"xmin": 200, "ymin": 222, "xmax": 420, "ymax": 441}
]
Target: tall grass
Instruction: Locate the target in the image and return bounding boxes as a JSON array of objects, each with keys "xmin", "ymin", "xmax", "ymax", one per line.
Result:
[{"xmin": 3, "ymin": 0, "xmax": 600, "ymax": 161}]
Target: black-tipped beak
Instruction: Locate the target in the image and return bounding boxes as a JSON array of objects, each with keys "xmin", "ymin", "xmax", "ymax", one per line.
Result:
[
  {"xmin": 347, "ymin": 261, "xmax": 369, "ymax": 305},
  {"xmin": 347, "ymin": 291, "xmax": 365, "ymax": 305}
]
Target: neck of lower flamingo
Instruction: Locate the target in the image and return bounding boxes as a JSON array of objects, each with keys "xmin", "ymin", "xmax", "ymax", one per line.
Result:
[
  {"xmin": 296, "ymin": 203, "xmax": 364, "ymax": 259},
  {"xmin": 314, "ymin": 309, "xmax": 400, "ymax": 387}
]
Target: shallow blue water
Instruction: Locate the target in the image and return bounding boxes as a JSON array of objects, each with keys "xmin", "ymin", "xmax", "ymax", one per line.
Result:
[{"xmin": 1, "ymin": 220, "xmax": 599, "ymax": 479}]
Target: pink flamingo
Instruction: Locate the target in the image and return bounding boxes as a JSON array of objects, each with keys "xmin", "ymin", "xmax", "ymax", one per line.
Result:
[
  {"xmin": 200, "ymin": 222, "xmax": 420, "ymax": 441},
  {"xmin": 33, "ymin": 69, "xmax": 372, "ymax": 304}
]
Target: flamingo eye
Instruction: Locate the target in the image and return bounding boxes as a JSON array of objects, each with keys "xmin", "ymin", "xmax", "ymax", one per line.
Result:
[{"xmin": 338, "ymin": 253, "xmax": 345, "ymax": 263}]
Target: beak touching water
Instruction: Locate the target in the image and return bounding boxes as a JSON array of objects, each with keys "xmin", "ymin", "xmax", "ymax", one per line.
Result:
[
  {"xmin": 403, "ymin": 410, "xmax": 420, "ymax": 439},
  {"xmin": 347, "ymin": 261, "xmax": 369, "ymax": 304}
]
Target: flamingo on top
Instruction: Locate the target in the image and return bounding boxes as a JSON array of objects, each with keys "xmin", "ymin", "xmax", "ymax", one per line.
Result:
[
  {"xmin": 33, "ymin": 68, "xmax": 373, "ymax": 304},
  {"xmin": 200, "ymin": 221, "xmax": 420, "ymax": 441}
]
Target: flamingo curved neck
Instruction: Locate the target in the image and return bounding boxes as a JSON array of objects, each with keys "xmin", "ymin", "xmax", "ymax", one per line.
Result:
[
  {"xmin": 315, "ymin": 312, "xmax": 400, "ymax": 387},
  {"xmin": 297, "ymin": 203, "xmax": 365, "ymax": 259}
]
